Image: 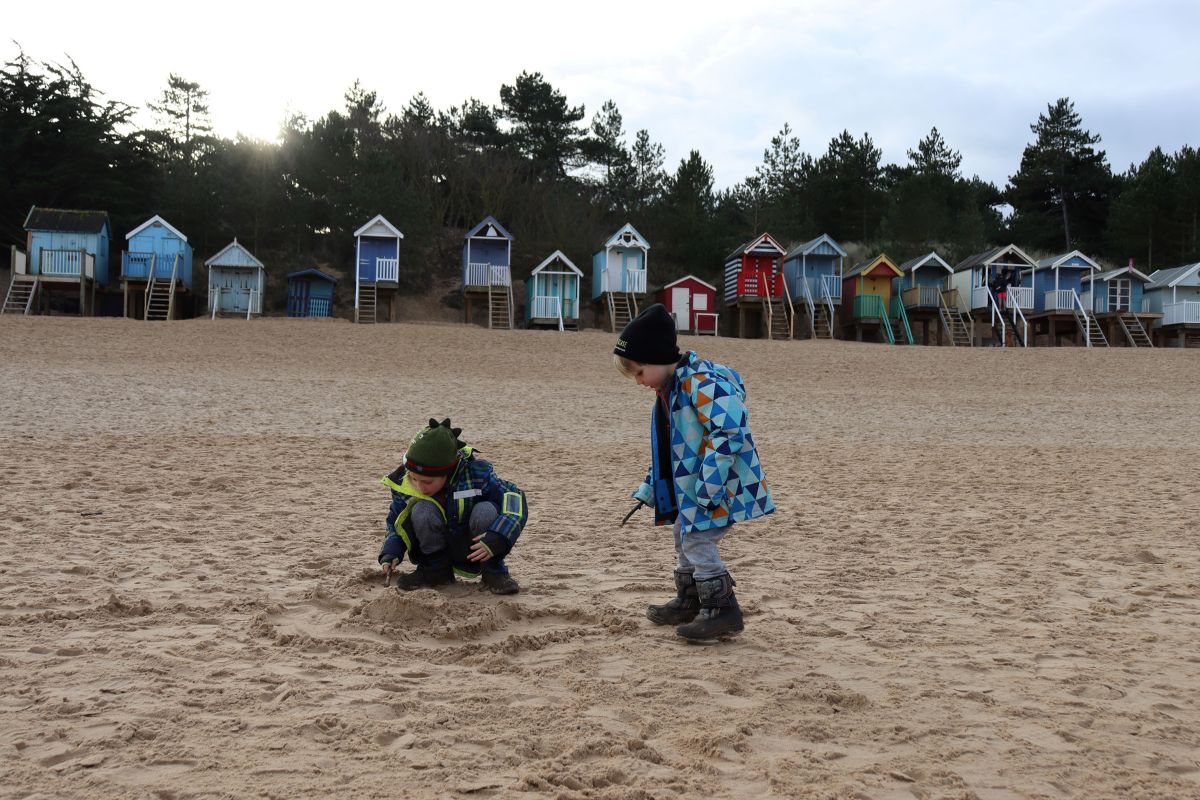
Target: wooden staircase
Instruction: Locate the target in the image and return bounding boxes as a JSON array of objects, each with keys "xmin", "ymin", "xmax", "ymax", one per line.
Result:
[
  {"xmin": 1118, "ymin": 314, "xmax": 1153, "ymax": 348},
  {"xmin": 1074, "ymin": 308, "xmax": 1109, "ymax": 347},
  {"xmin": 607, "ymin": 292, "xmax": 636, "ymax": 333},
  {"xmin": 144, "ymin": 274, "xmax": 177, "ymax": 321},
  {"xmin": 763, "ymin": 295, "xmax": 792, "ymax": 340},
  {"xmin": 812, "ymin": 304, "xmax": 834, "ymax": 339},
  {"xmin": 488, "ymin": 283, "xmax": 513, "ymax": 330},
  {"xmin": 2, "ymin": 278, "xmax": 38, "ymax": 315},
  {"xmin": 938, "ymin": 301, "xmax": 973, "ymax": 347},
  {"xmin": 356, "ymin": 284, "xmax": 377, "ymax": 324}
]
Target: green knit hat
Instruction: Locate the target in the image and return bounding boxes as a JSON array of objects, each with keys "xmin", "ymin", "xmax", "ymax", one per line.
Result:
[{"xmin": 404, "ymin": 418, "xmax": 465, "ymax": 476}]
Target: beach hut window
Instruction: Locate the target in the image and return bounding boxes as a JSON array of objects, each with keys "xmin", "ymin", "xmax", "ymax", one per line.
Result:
[{"xmin": 1108, "ymin": 278, "xmax": 1130, "ymax": 312}]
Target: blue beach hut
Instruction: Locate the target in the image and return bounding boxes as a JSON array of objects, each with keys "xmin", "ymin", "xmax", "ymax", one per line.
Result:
[
  {"xmin": 286, "ymin": 269, "xmax": 337, "ymax": 318},
  {"xmin": 526, "ymin": 250, "xmax": 582, "ymax": 330},
  {"xmin": 1143, "ymin": 262, "xmax": 1200, "ymax": 346},
  {"xmin": 206, "ymin": 239, "xmax": 265, "ymax": 318},
  {"xmin": 1081, "ymin": 262, "xmax": 1157, "ymax": 347},
  {"xmin": 120, "ymin": 215, "xmax": 193, "ymax": 320},
  {"xmin": 782, "ymin": 234, "xmax": 846, "ymax": 339},
  {"xmin": 354, "ymin": 214, "xmax": 403, "ymax": 324},
  {"xmin": 896, "ymin": 252, "xmax": 956, "ymax": 345},
  {"xmin": 592, "ymin": 223, "xmax": 649, "ymax": 332},
  {"xmin": 462, "ymin": 215, "xmax": 515, "ymax": 329},
  {"xmin": 5, "ymin": 207, "xmax": 110, "ymax": 316}
]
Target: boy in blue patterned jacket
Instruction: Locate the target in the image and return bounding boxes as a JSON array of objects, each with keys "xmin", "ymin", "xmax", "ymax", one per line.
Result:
[
  {"xmin": 378, "ymin": 418, "xmax": 526, "ymax": 594},
  {"xmin": 615, "ymin": 304, "xmax": 774, "ymax": 640}
]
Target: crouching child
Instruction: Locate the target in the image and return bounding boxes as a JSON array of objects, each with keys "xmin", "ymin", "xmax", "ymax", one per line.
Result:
[{"xmin": 378, "ymin": 418, "xmax": 526, "ymax": 595}]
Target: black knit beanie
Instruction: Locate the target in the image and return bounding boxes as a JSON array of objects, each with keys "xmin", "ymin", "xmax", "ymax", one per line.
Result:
[
  {"xmin": 614, "ymin": 303, "xmax": 680, "ymax": 365},
  {"xmin": 404, "ymin": 418, "xmax": 465, "ymax": 476}
]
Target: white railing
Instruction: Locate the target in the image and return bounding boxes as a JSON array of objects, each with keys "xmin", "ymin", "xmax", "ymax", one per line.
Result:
[
  {"xmin": 821, "ymin": 274, "xmax": 841, "ymax": 300},
  {"xmin": 375, "ymin": 257, "xmax": 399, "ymax": 283},
  {"xmin": 1071, "ymin": 291, "xmax": 1098, "ymax": 346},
  {"xmin": 819, "ymin": 277, "xmax": 837, "ymax": 330},
  {"xmin": 211, "ymin": 287, "xmax": 221, "ymax": 319},
  {"xmin": 247, "ymin": 289, "xmax": 258, "ymax": 319},
  {"xmin": 972, "ymin": 285, "xmax": 990, "ymax": 310},
  {"xmin": 1009, "ymin": 301, "xmax": 1029, "ymax": 347},
  {"xmin": 490, "ymin": 264, "xmax": 511, "ymax": 287},
  {"xmin": 309, "ymin": 298, "xmax": 331, "ymax": 317},
  {"xmin": 41, "ymin": 249, "xmax": 94, "ymax": 278},
  {"xmin": 210, "ymin": 287, "xmax": 259, "ymax": 319},
  {"xmin": 13, "ymin": 247, "xmax": 27, "ymax": 275},
  {"xmin": 798, "ymin": 277, "xmax": 816, "ymax": 338},
  {"xmin": 1164, "ymin": 300, "xmax": 1200, "ymax": 325},
  {"xmin": 903, "ymin": 284, "xmax": 942, "ymax": 308},
  {"xmin": 626, "ymin": 267, "xmax": 646, "ymax": 294},
  {"xmin": 1006, "ymin": 285, "xmax": 1033, "ymax": 310},
  {"xmin": 531, "ymin": 294, "xmax": 562, "ymax": 319},
  {"xmin": 465, "ymin": 262, "xmax": 490, "ymax": 287},
  {"xmin": 983, "ymin": 286, "xmax": 1007, "ymax": 345},
  {"xmin": 1045, "ymin": 289, "xmax": 1076, "ymax": 312}
]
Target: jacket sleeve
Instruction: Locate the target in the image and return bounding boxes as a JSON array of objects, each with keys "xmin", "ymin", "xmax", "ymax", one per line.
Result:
[
  {"xmin": 632, "ymin": 466, "xmax": 654, "ymax": 504},
  {"xmin": 477, "ymin": 467, "xmax": 528, "ymax": 560},
  {"xmin": 688, "ymin": 373, "xmax": 749, "ymax": 508},
  {"xmin": 378, "ymin": 491, "xmax": 412, "ymax": 564}
]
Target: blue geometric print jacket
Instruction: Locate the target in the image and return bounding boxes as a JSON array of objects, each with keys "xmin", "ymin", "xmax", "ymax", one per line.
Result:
[
  {"xmin": 633, "ymin": 351, "xmax": 774, "ymax": 533},
  {"xmin": 378, "ymin": 448, "xmax": 527, "ymax": 576}
]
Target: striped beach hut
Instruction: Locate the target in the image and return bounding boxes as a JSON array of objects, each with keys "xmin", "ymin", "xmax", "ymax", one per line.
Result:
[
  {"xmin": 724, "ymin": 233, "xmax": 790, "ymax": 339},
  {"xmin": 286, "ymin": 268, "xmax": 336, "ymax": 318},
  {"xmin": 526, "ymin": 251, "xmax": 582, "ymax": 330}
]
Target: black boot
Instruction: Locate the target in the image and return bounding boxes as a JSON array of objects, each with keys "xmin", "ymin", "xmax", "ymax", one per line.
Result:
[
  {"xmin": 647, "ymin": 570, "xmax": 700, "ymax": 625},
  {"xmin": 481, "ymin": 570, "xmax": 520, "ymax": 595},
  {"xmin": 675, "ymin": 573, "xmax": 743, "ymax": 640},
  {"xmin": 396, "ymin": 557, "xmax": 454, "ymax": 591}
]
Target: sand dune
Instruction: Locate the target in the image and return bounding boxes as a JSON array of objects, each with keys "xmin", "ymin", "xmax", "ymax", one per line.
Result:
[{"xmin": 1, "ymin": 316, "xmax": 1198, "ymax": 799}]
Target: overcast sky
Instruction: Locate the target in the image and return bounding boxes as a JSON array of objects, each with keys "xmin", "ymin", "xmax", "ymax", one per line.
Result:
[{"xmin": 6, "ymin": 0, "xmax": 1198, "ymax": 190}]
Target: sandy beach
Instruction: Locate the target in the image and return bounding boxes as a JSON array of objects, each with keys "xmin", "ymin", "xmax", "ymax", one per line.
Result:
[{"xmin": 1, "ymin": 316, "xmax": 1198, "ymax": 800}]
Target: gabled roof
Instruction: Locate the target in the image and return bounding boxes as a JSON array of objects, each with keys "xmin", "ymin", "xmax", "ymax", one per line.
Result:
[
  {"xmin": 785, "ymin": 233, "xmax": 847, "ymax": 259},
  {"xmin": 205, "ymin": 238, "xmax": 265, "ymax": 269},
  {"xmin": 604, "ymin": 223, "xmax": 650, "ymax": 250},
  {"xmin": 662, "ymin": 274, "xmax": 717, "ymax": 292},
  {"xmin": 845, "ymin": 254, "xmax": 903, "ymax": 279},
  {"xmin": 286, "ymin": 268, "xmax": 337, "ymax": 283},
  {"xmin": 898, "ymin": 251, "xmax": 952, "ymax": 274},
  {"xmin": 1036, "ymin": 250, "xmax": 1101, "ymax": 271},
  {"xmin": 1083, "ymin": 265, "xmax": 1151, "ymax": 285},
  {"xmin": 353, "ymin": 214, "xmax": 404, "ymax": 239},
  {"xmin": 531, "ymin": 250, "xmax": 582, "ymax": 276},
  {"xmin": 952, "ymin": 244, "xmax": 1037, "ymax": 273},
  {"xmin": 24, "ymin": 207, "xmax": 110, "ymax": 234},
  {"xmin": 465, "ymin": 215, "xmax": 514, "ymax": 242},
  {"xmin": 126, "ymin": 214, "xmax": 187, "ymax": 242},
  {"xmin": 1146, "ymin": 262, "xmax": 1200, "ymax": 289},
  {"xmin": 725, "ymin": 233, "xmax": 785, "ymax": 261}
]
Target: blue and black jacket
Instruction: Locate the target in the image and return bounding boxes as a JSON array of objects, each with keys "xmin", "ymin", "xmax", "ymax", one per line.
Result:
[{"xmin": 377, "ymin": 447, "xmax": 528, "ymax": 577}]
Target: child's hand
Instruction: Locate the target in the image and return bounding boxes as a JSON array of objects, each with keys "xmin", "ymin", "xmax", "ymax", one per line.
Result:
[{"xmin": 467, "ymin": 535, "xmax": 493, "ymax": 563}]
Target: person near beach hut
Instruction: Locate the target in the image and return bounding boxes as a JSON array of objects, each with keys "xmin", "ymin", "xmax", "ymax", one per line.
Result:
[
  {"xmin": 613, "ymin": 304, "xmax": 775, "ymax": 640},
  {"xmin": 377, "ymin": 419, "xmax": 526, "ymax": 595}
]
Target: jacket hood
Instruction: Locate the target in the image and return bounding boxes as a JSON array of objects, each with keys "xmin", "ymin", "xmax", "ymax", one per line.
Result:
[{"xmin": 678, "ymin": 351, "xmax": 747, "ymax": 401}]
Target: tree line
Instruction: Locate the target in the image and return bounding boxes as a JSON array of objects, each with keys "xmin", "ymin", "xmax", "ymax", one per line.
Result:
[{"xmin": 3, "ymin": 48, "xmax": 1199, "ymax": 305}]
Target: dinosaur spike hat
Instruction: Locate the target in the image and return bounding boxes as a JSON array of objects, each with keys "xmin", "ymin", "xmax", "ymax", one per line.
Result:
[{"xmin": 404, "ymin": 418, "xmax": 466, "ymax": 476}]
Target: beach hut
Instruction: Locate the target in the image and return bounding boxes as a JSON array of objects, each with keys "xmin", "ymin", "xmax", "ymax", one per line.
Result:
[
  {"xmin": 120, "ymin": 215, "xmax": 193, "ymax": 321},
  {"xmin": 1143, "ymin": 262, "xmax": 1200, "ymax": 347},
  {"xmin": 286, "ymin": 269, "xmax": 337, "ymax": 318},
  {"xmin": 1025, "ymin": 251, "xmax": 1106, "ymax": 347},
  {"xmin": 353, "ymin": 214, "xmax": 403, "ymax": 324},
  {"xmin": 895, "ymin": 252, "xmax": 965, "ymax": 345},
  {"xmin": 206, "ymin": 239, "xmax": 265, "ymax": 319},
  {"xmin": 841, "ymin": 254, "xmax": 908, "ymax": 344},
  {"xmin": 782, "ymin": 234, "xmax": 846, "ymax": 339},
  {"xmin": 949, "ymin": 245, "xmax": 1037, "ymax": 346},
  {"xmin": 723, "ymin": 233, "xmax": 790, "ymax": 339},
  {"xmin": 656, "ymin": 275, "xmax": 718, "ymax": 334},
  {"xmin": 1081, "ymin": 261, "xmax": 1157, "ymax": 347},
  {"xmin": 526, "ymin": 251, "xmax": 582, "ymax": 330},
  {"xmin": 462, "ymin": 215, "xmax": 515, "ymax": 329},
  {"xmin": 2, "ymin": 207, "xmax": 109, "ymax": 316},
  {"xmin": 592, "ymin": 223, "xmax": 649, "ymax": 332}
]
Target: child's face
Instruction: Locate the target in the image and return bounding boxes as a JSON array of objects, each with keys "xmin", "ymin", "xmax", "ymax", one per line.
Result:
[
  {"xmin": 408, "ymin": 472, "xmax": 448, "ymax": 496},
  {"xmin": 627, "ymin": 362, "xmax": 675, "ymax": 391}
]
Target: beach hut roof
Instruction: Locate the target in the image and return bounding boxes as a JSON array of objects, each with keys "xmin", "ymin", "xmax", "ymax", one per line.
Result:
[
  {"xmin": 725, "ymin": 233, "xmax": 785, "ymax": 261},
  {"xmin": 845, "ymin": 254, "xmax": 903, "ymax": 279},
  {"xmin": 286, "ymin": 268, "xmax": 337, "ymax": 283},
  {"xmin": 353, "ymin": 214, "xmax": 404, "ymax": 239},
  {"xmin": 1145, "ymin": 262, "xmax": 1200, "ymax": 289},
  {"xmin": 784, "ymin": 233, "xmax": 847, "ymax": 259},
  {"xmin": 532, "ymin": 250, "xmax": 582, "ymax": 276},
  {"xmin": 205, "ymin": 238, "xmax": 265, "ymax": 269},
  {"xmin": 1036, "ymin": 250, "xmax": 1102, "ymax": 271},
  {"xmin": 465, "ymin": 216, "xmax": 514, "ymax": 241},
  {"xmin": 23, "ymin": 207, "xmax": 110, "ymax": 234},
  {"xmin": 604, "ymin": 223, "xmax": 650, "ymax": 250},
  {"xmin": 662, "ymin": 274, "xmax": 717, "ymax": 292},
  {"xmin": 1083, "ymin": 265, "xmax": 1151, "ymax": 284},
  {"xmin": 898, "ymin": 251, "xmax": 952, "ymax": 274},
  {"xmin": 125, "ymin": 214, "xmax": 187, "ymax": 242},
  {"xmin": 952, "ymin": 244, "xmax": 1036, "ymax": 273}
]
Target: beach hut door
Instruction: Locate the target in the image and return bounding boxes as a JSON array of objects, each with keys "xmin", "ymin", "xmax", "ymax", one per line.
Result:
[{"xmin": 670, "ymin": 287, "xmax": 690, "ymax": 329}]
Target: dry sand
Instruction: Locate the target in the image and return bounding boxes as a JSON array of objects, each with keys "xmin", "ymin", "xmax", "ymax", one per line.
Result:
[{"xmin": 1, "ymin": 316, "xmax": 1198, "ymax": 800}]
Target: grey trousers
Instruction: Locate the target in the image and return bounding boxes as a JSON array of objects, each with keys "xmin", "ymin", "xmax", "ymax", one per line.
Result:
[
  {"xmin": 409, "ymin": 500, "xmax": 497, "ymax": 554},
  {"xmin": 673, "ymin": 518, "xmax": 730, "ymax": 581}
]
